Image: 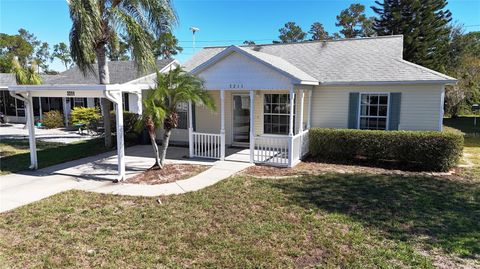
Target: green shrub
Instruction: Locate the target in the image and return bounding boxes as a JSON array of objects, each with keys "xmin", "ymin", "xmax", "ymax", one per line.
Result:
[
  {"xmin": 309, "ymin": 128, "xmax": 464, "ymax": 172},
  {"xmin": 110, "ymin": 111, "xmax": 142, "ymax": 144},
  {"xmin": 71, "ymin": 107, "xmax": 101, "ymax": 126},
  {"xmin": 42, "ymin": 110, "xmax": 64, "ymax": 129}
]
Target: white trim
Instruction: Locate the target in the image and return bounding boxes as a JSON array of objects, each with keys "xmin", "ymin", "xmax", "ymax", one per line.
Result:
[
  {"xmin": 357, "ymin": 92, "xmax": 390, "ymax": 130},
  {"xmin": 439, "ymin": 86, "xmax": 445, "ymax": 131}
]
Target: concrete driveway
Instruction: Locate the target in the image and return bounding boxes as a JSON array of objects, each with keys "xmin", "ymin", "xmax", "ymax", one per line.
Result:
[{"xmin": 0, "ymin": 145, "xmax": 223, "ymax": 212}]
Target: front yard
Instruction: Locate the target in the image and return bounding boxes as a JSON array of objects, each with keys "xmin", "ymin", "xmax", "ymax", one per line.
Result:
[
  {"xmin": 1, "ymin": 168, "xmax": 478, "ymax": 268},
  {"xmin": 0, "ymin": 138, "xmax": 110, "ymax": 175}
]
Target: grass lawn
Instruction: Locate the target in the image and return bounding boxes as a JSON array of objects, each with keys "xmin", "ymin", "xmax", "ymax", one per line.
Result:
[
  {"xmin": 1, "ymin": 172, "xmax": 478, "ymax": 268},
  {"xmin": 0, "ymin": 138, "xmax": 110, "ymax": 175},
  {"xmin": 460, "ymin": 136, "xmax": 480, "ymax": 180}
]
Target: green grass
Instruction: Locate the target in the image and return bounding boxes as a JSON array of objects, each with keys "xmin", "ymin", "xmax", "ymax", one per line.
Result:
[
  {"xmin": 460, "ymin": 136, "xmax": 480, "ymax": 180},
  {"xmin": 1, "ymin": 173, "xmax": 479, "ymax": 268},
  {"xmin": 444, "ymin": 116, "xmax": 480, "ymax": 134},
  {"xmin": 0, "ymin": 138, "xmax": 111, "ymax": 175}
]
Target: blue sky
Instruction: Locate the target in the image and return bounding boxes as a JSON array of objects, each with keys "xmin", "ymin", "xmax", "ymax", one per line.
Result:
[{"xmin": 1, "ymin": 0, "xmax": 479, "ymax": 72}]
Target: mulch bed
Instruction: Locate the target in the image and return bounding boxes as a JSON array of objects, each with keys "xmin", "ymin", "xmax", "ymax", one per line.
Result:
[{"xmin": 126, "ymin": 164, "xmax": 210, "ymax": 185}]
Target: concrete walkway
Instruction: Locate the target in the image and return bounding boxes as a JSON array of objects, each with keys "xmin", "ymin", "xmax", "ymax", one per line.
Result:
[{"xmin": 0, "ymin": 145, "xmax": 252, "ymax": 212}]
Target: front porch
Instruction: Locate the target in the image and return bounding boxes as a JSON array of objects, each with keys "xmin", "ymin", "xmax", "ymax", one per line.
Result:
[{"xmin": 188, "ymin": 88, "xmax": 312, "ymax": 167}]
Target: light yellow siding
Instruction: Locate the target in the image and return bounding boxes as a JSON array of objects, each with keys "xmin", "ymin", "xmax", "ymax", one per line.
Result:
[{"xmin": 311, "ymin": 84, "xmax": 443, "ymax": 131}]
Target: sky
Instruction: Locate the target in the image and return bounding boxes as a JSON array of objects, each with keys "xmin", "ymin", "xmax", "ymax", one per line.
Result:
[{"xmin": 1, "ymin": 0, "xmax": 479, "ymax": 72}]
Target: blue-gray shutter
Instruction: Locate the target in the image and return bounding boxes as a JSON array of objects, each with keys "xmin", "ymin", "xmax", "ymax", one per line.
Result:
[
  {"xmin": 348, "ymin": 92, "xmax": 360, "ymax": 129},
  {"xmin": 388, "ymin": 92, "xmax": 402, "ymax": 130}
]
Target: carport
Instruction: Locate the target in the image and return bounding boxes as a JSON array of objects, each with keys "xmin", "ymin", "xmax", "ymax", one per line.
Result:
[{"xmin": 8, "ymin": 84, "xmax": 148, "ymax": 181}]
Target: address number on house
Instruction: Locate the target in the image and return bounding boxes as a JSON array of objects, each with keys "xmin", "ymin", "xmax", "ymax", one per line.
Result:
[{"xmin": 67, "ymin": 91, "xmax": 75, "ymax": 96}]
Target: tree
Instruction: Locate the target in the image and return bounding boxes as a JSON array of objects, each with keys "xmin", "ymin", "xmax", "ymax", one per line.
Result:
[
  {"xmin": 35, "ymin": 42, "xmax": 51, "ymax": 73},
  {"xmin": 108, "ymin": 35, "xmax": 130, "ymax": 61},
  {"xmin": 278, "ymin": 22, "xmax": 306, "ymax": 43},
  {"xmin": 152, "ymin": 31, "xmax": 183, "ymax": 59},
  {"xmin": 372, "ymin": 0, "xmax": 452, "ymax": 71},
  {"xmin": 18, "ymin": 28, "xmax": 41, "ymax": 63},
  {"xmin": 309, "ymin": 22, "xmax": 329, "ymax": 40},
  {"xmin": 68, "ymin": 0, "xmax": 177, "ymax": 148},
  {"xmin": 336, "ymin": 3, "xmax": 373, "ymax": 38},
  {"xmin": 243, "ymin": 40, "xmax": 256, "ymax": 45},
  {"xmin": 0, "ymin": 33, "xmax": 33, "ymax": 71},
  {"xmin": 11, "ymin": 59, "xmax": 42, "ymax": 85},
  {"xmin": 52, "ymin": 42, "xmax": 73, "ymax": 70},
  {"xmin": 143, "ymin": 67, "xmax": 215, "ymax": 168}
]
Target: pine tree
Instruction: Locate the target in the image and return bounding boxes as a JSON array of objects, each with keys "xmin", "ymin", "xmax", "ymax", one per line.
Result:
[
  {"xmin": 277, "ymin": 22, "xmax": 306, "ymax": 43},
  {"xmin": 372, "ymin": 0, "xmax": 452, "ymax": 72}
]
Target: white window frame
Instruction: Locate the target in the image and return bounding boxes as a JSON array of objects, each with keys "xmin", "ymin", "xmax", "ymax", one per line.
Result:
[
  {"xmin": 73, "ymin": 98, "xmax": 86, "ymax": 108},
  {"xmin": 263, "ymin": 93, "xmax": 295, "ymax": 135},
  {"xmin": 357, "ymin": 92, "xmax": 390, "ymax": 131}
]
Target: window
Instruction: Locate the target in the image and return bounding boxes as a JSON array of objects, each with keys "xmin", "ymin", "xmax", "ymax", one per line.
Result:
[
  {"xmin": 263, "ymin": 94, "xmax": 294, "ymax": 135},
  {"xmin": 122, "ymin": 93, "xmax": 130, "ymax": 111},
  {"xmin": 359, "ymin": 93, "xmax": 389, "ymax": 130},
  {"xmin": 176, "ymin": 102, "xmax": 188, "ymax": 129},
  {"xmin": 72, "ymin": 98, "xmax": 86, "ymax": 108}
]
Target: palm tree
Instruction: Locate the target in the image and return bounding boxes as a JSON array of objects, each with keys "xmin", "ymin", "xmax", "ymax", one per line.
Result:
[
  {"xmin": 12, "ymin": 59, "xmax": 42, "ymax": 85},
  {"xmin": 67, "ymin": 0, "xmax": 177, "ymax": 147},
  {"xmin": 143, "ymin": 66, "xmax": 215, "ymax": 168}
]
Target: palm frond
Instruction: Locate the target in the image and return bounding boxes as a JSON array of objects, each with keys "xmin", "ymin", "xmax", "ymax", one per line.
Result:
[{"xmin": 68, "ymin": 0, "xmax": 101, "ymax": 75}]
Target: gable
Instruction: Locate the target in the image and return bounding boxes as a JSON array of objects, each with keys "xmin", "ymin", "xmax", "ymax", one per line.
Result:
[{"xmin": 197, "ymin": 52, "xmax": 293, "ymax": 90}]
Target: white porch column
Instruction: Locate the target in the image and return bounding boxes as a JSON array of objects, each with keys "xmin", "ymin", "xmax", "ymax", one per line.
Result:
[
  {"xmin": 188, "ymin": 100, "xmax": 194, "ymax": 157},
  {"xmin": 288, "ymin": 88, "xmax": 295, "ymax": 167},
  {"xmin": 220, "ymin": 90, "xmax": 225, "ymax": 161},
  {"xmin": 307, "ymin": 89, "xmax": 312, "ymax": 129},
  {"xmin": 25, "ymin": 94, "xmax": 38, "ymax": 169},
  {"xmin": 115, "ymin": 94, "xmax": 125, "ymax": 181},
  {"xmin": 249, "ymin": 90, "xmax": 255, "ymax": 163},
  {"xmin": 298, "ymin": 89, "xmax": 304, "ymax": 133}
]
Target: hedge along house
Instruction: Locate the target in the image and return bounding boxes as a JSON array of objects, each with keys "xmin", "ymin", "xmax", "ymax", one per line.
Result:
[
  {"xmin": 7, "ymin": 59, "xmax": 178, "ymax": 181},
  {"xmin": 175, "ymin": 35, "xmax": 457, "ymax": 167},
  {"xmin": 1, "ymin": 59, "xmax": 177, "ymax": 125}
]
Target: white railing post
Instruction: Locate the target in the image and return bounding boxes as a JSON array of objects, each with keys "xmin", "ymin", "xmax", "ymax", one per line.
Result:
[
  {"xmin": 220, "ymin": 90, "xmax": 225, "ymax": 161},
  {"xmin": 288, "ymin": 88, "xmax": 295, "ymax": 167},
  {"xmin": 188, "ymin": 100, "xmax": 194, "ymax": 158},
  {"xmin": 307, "ymin": 89, "xmax": 312, "ymax": 129},
  {"xmin": 249, "ymin": 90, "xmax": 255, "ymax": 163},
  {"xmin": 115, "ymin": 94, "xmax": 125, "ymax": 181}
]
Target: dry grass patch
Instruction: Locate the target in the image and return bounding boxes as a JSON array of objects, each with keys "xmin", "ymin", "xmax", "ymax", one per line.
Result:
[{"xmin": 125, "ymin": 163, "xmax": 210, "ymax": 184}]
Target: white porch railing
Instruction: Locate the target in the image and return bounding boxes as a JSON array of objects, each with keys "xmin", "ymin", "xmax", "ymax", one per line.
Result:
[
  {"xmin": 191, "ymin": 132, "xmax": 223, "ymax": 159},
  {"xmin": 291, "ymin": 129, "xmax": 309, "ymax": 164},
  {"xmin": 253, "ymin": 135, "xmax": 290, "ymax": 166}
]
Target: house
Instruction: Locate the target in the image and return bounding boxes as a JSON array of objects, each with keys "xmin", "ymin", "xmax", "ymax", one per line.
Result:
[
  {"xmin": 166, "ymin": 35, "xmax": 456, "ymax": 167},
  {"xmin": 7, "ymin": 35, "xmax": 457, "ymax": 176},
  {"xmin": 0, "ymin": 59, "xmax": 177, "ymax": 124}
]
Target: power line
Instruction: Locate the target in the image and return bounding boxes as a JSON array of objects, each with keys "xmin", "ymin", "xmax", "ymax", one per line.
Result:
[
  {"xmin": 178, "ymin": 39, "xmax": 272, "ymax": 43},
  {"xmin": 465, "ymin": 24, "xmax": 480, "ymax": 28}
]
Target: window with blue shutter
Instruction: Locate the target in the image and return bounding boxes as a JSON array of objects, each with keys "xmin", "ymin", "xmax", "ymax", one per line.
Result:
[
  {"xmin": 388, "ymin": 92, "xmax": 401, "ymax": 130},
  {"xmin": 348, "ymin": 92, "xmax": 360, "ymax": 129}
]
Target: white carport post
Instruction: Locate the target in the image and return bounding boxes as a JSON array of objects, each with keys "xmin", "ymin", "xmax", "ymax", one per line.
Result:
[
  {"xmin": 220, "ymin": 90, "xmax": 225, "ymax": 161},
  {"xmin": 105, "ymin": 89, "xmax": 125, "ymax": 182},
  {"xmin": 307, "ymin": 89, "xmax": 312, "ymax": 129},
  {"xmin": 188, "ymin": 100, "xmax": 194, "ymax": 157},
  {"xmin": 9, "ymin": 91, "xmax": 37, "ymax": 169}
]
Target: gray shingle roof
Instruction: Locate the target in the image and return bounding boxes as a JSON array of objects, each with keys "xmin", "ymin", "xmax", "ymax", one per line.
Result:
[
  {"xmin": 46, "ymin": 59, "xmax": 175, "ymax": 85},
  {"xmin": 0, "ymin": 73, "xmax": 59, "ymax": 87},
  {"xmin": 184, "ymin": 35, "xmax": 456, "ymax": 85}
]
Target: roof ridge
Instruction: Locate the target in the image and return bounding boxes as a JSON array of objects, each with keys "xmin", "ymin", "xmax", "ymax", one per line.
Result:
[{"xmin": 202, "ymin": 35, "xmax": 404, "ymax": 49}]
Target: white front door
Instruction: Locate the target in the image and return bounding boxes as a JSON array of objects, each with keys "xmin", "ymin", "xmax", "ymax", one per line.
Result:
[{"xmin": 232, "ymin": 94, "xmax": 250, "ymax": 145}]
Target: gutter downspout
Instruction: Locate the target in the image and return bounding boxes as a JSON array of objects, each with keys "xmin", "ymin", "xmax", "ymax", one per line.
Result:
[{"xmin": 9, "ymin": 91, "xmax": 38, "ymax": 169}]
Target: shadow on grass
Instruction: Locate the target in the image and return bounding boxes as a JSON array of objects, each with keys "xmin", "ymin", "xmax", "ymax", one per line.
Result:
[
  {"xmin": 271, "ymin": 173, "xmax": 480, "ymax": 257},
  {"xmin": 0, "ymin": 138, "xmax": 110, "ymax": 174}
]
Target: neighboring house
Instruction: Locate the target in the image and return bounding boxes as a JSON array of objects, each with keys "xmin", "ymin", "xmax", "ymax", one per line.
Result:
[
  {"xmin": 171, "ymin": 35, "xmax": 456, "ymax": 166},
  {"xmin": 0, "ymin": 59, "xmax": 177, "ymax": 124}
]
